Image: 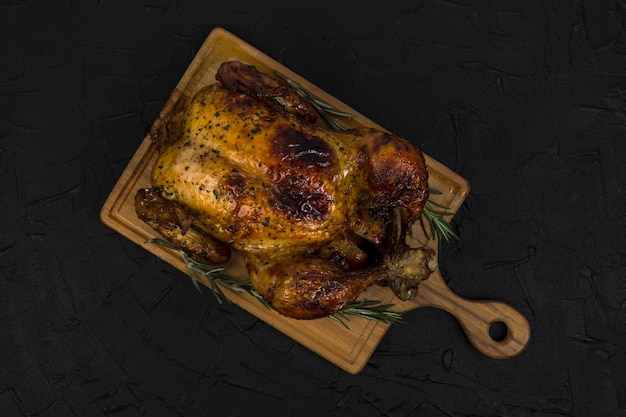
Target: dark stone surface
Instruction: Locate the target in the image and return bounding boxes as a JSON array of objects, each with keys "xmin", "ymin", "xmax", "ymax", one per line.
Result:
[{"xmin": 1, "ymin": 1, "xmax": 625, "ymax": 416}]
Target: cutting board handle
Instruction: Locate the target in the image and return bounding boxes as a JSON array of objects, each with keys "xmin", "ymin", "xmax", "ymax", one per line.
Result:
[{"xmin": 416, "ymin": 271, "xmax": 531, "ymax": 359}]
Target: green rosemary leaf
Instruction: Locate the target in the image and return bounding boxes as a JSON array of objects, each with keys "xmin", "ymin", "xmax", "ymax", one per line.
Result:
[
  {"xmin": 418, "ymin": 212, "xmax": 431, "ymax": 241},
  {"xmin": 182, "ymin": 253, "xmax": 205, "ymax": 294},
  {"xmin": 145, "ymin": 237, "xmax": 180, "ymax": 251},
  {"xmin": 422, "ymin": 203, "xmax": 459, "ymax": 243},
  {"xmin": 273, "ymin": 70, "xmax": 354, "ymax": 130},
  {"xmin": 319, "ymin": 107, "xmax": 356, "ymax": 118},
  {"xmin": 328, "ymin": 314, "xmax": 351, "ymax": 329},
  {"xmin": 426, "ymin": 198, "xmax": 453, "ymax": 210},
  {"xmin": 330, "ymin": 300, "xmax": 404, "ymax": 327}
]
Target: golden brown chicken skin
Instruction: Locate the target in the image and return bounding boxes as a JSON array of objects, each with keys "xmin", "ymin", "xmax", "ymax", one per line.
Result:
[{"xmin": 136, "ymin": 61, "xmax": 435, "ymax": 319}]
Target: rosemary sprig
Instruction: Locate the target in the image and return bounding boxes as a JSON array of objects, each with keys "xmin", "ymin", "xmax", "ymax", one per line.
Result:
[
  {"xmin": 273, "ymin": 70, "xmax": 354, "ymax": 130},
  {"xmin": 146, "ymin": 238, "xmax": 401, "ymax": 328},
  {"xmin": 329, "ymin": 300, "xmax": 404, "ymax": 329},
  {"xmin": 146, "ymin": 238, "xmax": 267, "ymax": 306},
  {"xmin": 420, "ymin": 202, "xmax": 459, "ymax": 243}
]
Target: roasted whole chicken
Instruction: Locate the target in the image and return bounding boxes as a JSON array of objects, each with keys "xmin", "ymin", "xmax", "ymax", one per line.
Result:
[{"xmin": 136, "ymin": 61, "xmax": 436, "ymax": 319}]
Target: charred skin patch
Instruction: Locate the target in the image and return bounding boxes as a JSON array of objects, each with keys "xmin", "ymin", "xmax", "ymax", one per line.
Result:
[
  {"xmin": 273, "ymin": 175, "xmax": 330, "ymax": 221},
  {"xmin": 222, "ymin": 170, "xmax": 247, "ymax": 198},
  {"xmin": 271, "ymin": 126, "xmax": 336, "ymax": 169},
  {"xmin": 267, "ymin": 126, "xmax": 337, "ymax": 222}
]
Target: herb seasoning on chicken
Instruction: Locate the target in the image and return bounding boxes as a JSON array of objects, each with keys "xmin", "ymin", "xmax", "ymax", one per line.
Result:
[{"xmin": 135, "ymin": 61, "xmax": 436, "ymax": 319}]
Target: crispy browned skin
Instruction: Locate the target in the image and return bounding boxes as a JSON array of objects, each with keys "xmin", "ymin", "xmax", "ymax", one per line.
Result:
[
  {"xmin": 135, "ymin": 187, "xmax": 231, "ymax": 264},
  {"xmin": 135, "ymin": 61, "xmax": 434, "ymax": 319},
  {"xmin": 216, "ymin": 61, "xmax": 318, "ymax": 124},
  {"xmin": 250, "ymin": 257, "xmax": 380, "ymax": 320}
]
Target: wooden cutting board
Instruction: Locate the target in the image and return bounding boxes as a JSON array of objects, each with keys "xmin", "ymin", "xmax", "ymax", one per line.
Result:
[{"xmin": 100, "ymin": 27, "xmax": 530, "ymax": 374}]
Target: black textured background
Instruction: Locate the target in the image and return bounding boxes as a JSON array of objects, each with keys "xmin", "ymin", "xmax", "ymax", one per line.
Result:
[{"xmin": 2, "ymin": 1, "xmax": 625, "ymax": 416}]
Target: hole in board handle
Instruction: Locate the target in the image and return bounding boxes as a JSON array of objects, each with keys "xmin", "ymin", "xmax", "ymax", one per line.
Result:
[{"xmin": 489, "ymin": 321, "xmax": 508, "ymax": 342}]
